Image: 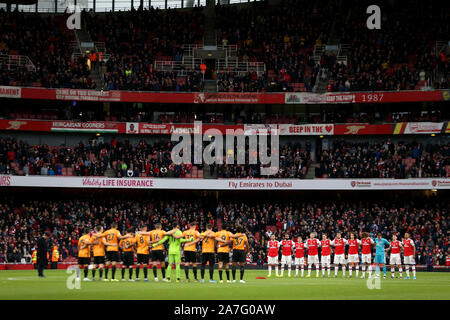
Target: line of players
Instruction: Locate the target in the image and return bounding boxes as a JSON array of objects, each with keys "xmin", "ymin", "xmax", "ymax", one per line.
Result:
[
  {"xmin": 77, "ymin": 222, "xmax": 249, "ymax": 283},
  {"xmin": 267, "ymin": 232, "xmax": 417, "ymax": 279}
]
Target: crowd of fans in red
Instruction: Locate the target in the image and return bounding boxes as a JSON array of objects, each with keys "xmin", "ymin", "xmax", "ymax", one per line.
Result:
[
  {"xmin": 0, "ymin": 197, "xmax": 448, "ymax": 268},
  {"xmin": 0, "ymin": 137, "xmax": 197, "ymax": 178},
  {"xmin": 0, "ymin": 0, "xmax": 448, "ymax": 91},
  {"xmin": 1, "ymin": 137, "xmax": 449, "ymax": 179},
  {"xmin": 316, "ymin": 139, "xmax": 450, "ymax": 179}
]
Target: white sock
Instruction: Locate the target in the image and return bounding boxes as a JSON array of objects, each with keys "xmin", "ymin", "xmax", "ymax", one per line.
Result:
[
  {"xmin": 301, "ymin": 266, "xmax": 304, "ymax": 277},
  {"xmin": 368, "ymin": 265, "xmax": 372, "ymax": 277},
  {"xmin": 343, "ymin": 266, "xmax": 346, "ymax": 276},
  {"xmin": 349, "ymin": 266, "xmax": 352, "ymax": 276},
  {"xmin": 412, "ymin": 266, "xmax": 416, "ymax": 277},
  {"xmin": 322, "ymin": 267, "xmax": 325, "ymax": 275},
  {"xmin": 281, "ymin": 266, "xmax": 284, "ymax": 275},
  {"xmin": 268, "ymin": 266, "xmax": 272, "ymax": 276},
  {"xmin": 288, "ymin": 267, "xmax": 291, "ymax": 276},
  {"xmin": 275, "ymin": 266, "xmax": 279, "ymax": 276},
  {"xmin": 356, "ymin": 265, "xmax": 359, "ymax": 277},
  {"xmin": 399, "ymin": 267, "xmax": 403, "ymax": 277},
  {"xmin": 405, "ymin": 266, "xmax": 410, "ymax": 277},
  {"xmin": 362, "ymin": 265, "xmax": 366, "ymax": 276},
  {"xmin": 327, "ymin": 266, "xmax": 330, "ymax": 276},
  {"xmin": 308, "ymin": 265, "xmax": 311, "ymax": 276},
  {"xmin": 316, "ymin": 266, "xmax": 319, "ymax": 276},
  {"xmin": 295, "ymin": 266, "xmax": 299, "ymax": 276},
  {"xmin": 335, "ymin": 266, "xmax": 338, "ymax": 276},
  {"xmin": 391, "ymin": 268, "xmax": 395, "ymax": 277}
]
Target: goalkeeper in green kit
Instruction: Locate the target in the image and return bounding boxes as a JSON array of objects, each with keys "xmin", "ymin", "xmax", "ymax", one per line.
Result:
[{"xmin": 152, "ymin": 223, "xmax": 195, "ymax": 282}]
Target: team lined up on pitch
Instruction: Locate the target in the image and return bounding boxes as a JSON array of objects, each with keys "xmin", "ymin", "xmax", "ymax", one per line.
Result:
[{"xmin": 76, "ymin": 222, "xmax": 248, "ymax": 283}]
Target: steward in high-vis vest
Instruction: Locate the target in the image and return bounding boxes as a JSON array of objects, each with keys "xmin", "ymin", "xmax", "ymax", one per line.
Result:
[
  {"xmin": 51, "ymin": 246, "xmax": 59, "ymax": 269},
  {"xmin": 32, "ymin": 250, "xmax": 37, "ymax": 269}
]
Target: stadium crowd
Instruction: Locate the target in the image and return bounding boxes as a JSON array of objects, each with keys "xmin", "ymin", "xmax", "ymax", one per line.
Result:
[
  {"xmin": 0, "ymin": 137, "xmax": 196, "ymax": 178},
  {"xmin": 0, "ymin": 197, "xmax": 448, "ymax": 268},
  {"xmin": 1, "ymin": 137, "xmax": 449, "ymax": 179},
  {"xmin": 316, "ymin": 139, "xmax": 450, "ymax": 179},
  {"xmin": 0, "ymin": 11, "xmax": 95, "ymax": 89},
  {"xmin": 0, "ymin": 0, "xmax": 448, "ymax": 91}
]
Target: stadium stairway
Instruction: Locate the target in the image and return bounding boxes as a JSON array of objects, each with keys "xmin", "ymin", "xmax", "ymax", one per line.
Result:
[
  {"xmin": 74, "ymin": 26, "xmax": 105, "ymax": 89},
  {"xmin": 305, "ymin": 162, "xmax": 318, "ymax": 179},
  {"xmin": 104, "ymin": 168, "xmax": 116, "ymax": 177}
]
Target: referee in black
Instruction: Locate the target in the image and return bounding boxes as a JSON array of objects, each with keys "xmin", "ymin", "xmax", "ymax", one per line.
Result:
[{"xmin": 37, "ymin": 232, "xmax": 50, "ymax": 277}]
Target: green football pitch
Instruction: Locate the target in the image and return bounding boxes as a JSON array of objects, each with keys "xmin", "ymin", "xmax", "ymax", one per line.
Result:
[{"xmin": 0, "ymin": 269, "xmax": 449, "ymax": 300}]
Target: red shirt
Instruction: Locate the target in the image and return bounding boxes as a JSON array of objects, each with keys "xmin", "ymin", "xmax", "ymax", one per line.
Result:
[
  {"xmin": 267, "ymin": 240, "xmax": 279, "ymax": 257},
  {"xmin": 321, "ymin": 239, "xmax": 331, "ymax": 256},
  {"xmin": 333, "ymin": 238, "xmax": 346, "ymax": 255},
  {"xmin": 348, "ymin": 239, "xmax": 360, "ymax": 254},
  {"xmin": 403, "ymin": 239, "xmax": 415, "ymax": 256},
  {"xmin": 306, "ymin": 239, "xmax": 320, "ymax": 256},
  {"xmin": 281, "ymin": 240, "xmax": 293, "ymax": 256},
  {"xmin": 294, "ymin": 242, "xmax": 304, "ymax": 258},
  {"xmin": 390, "ymin": 240, "xmax": 401, "ymax": 254},
  {"xmin": 361, "ymin": 238, "xmax": 374, "ymax": 254}
]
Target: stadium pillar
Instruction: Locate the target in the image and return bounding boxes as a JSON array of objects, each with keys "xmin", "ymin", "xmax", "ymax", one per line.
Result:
[
  {"xmin": 94, "ymin": 0, "xmax": 96, "ymax": 12},
  {"xmin": 165, "ymin": 0, "xmax": 167, "ymax": 9},
  {"xmin": 112, "ymin": 0, "xmax": 115, "ymax": 12},
  {"xmin": 181, "ymin": 0, "xmax": 183, "ymax": 8}
]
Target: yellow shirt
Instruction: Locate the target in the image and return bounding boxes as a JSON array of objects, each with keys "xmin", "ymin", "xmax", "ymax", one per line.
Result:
[
  {"xmin": 232, "ymin": 234, "xmax": 248, "ymax": 251},
  {"xmin": 78, "ymin": 234, "xmax": 91, "ymax": 258},
  {"xmin": 201, "ymin": 231, "xmax": 216, "ymax": 253},
  {"xmin": 103, "ymin": 228, "xmax": 121, "ymax": 252},
  {"xmin": 215, "ymin": 230, "xmax": 232, "ymax": 253},
  {"xmin": 120, "ymin": 238, "xmax": 135, "ymax": 252},
  {"xmin": 182, "ymin": 229, "xmax": 200, "ymax": 252},
  {"xmin": 150, "ymin": 229, "xmax": 165, "ymax": 251},
  {"xmin": 135, "ymin": 233, "xmax": 150, "ymax": 255},
  {"xmin": 91, "ymin": 234, "xmax": 105, "ymax": 257}
]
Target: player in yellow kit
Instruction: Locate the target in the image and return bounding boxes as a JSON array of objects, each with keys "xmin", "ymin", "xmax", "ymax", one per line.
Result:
[
  {"xmin": 119, "ymin": 228, "xmax": 136, "ymax": 281},
  {"xmin": 77, "ymin": 228, "xmax": 92, "ymax": 281},
  {"xmin": 215, "ymin": 223, "xmax": 233, "ymax": 283},
  {"xmin": 92, "ymin": 222, "xmax": 131, "ymax": 281},
  {"xmin": 139, "ymin": 223, "xmax": 168, "ymax": 281},
  {"xmin": 231, "ymin": 226, "xmax": 249, "ymax": 283},
  {"xmin": 135, "ymin": 226, "xmax": 150, "ymax": 281},
  {"xmin": 199, "ymin": 224, "xmax": 217, "ymax": 283},
  {"xmin": 90, "ymin": 225, "xmax": 117, "ymax": 281},
  {"xmin": 182, "ymin": 221, "xmax": 201, "ymax": 282}
]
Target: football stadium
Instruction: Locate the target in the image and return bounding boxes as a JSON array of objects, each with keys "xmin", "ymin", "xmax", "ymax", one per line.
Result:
[{"xmin": 0, "ymin": 0, "xmax": 449, "ymax": 305}]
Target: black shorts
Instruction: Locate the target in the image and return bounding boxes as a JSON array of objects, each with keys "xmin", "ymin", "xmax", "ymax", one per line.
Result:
[
  {"xmin": 150, "ymin": 250, "xmax": 165, "ymax": 262},
  {"xmin": 123, "ymin": 252, "xmax": 134, "ymax": 266},
  {"xmin": 184, "ymin": 251, "xmax": 197, "ymax": 263},
  {"xmin": 137, "ymin": 254, "xmax": 149, "ymax": 264},
  {"xmin": 106, "ymin": 251, "xmax": 119, "ymax": 262},
  {"xmin": 217, "ymin": 252, "xmax": 230, "ymax": 263},
  {"xmin": 202, "ymin": 253, "xmax": 215, "ymax": 265},
  {"xmin": 78, "ymin": 257, "xmax": 90, "ymax": 265},
  {"xmin": 232, "ymin": 250, "xmax": 246, "ymax": 263},
  {"xmin": 93, "ymin": 256, "xmax": 105, "ymax": 265}
]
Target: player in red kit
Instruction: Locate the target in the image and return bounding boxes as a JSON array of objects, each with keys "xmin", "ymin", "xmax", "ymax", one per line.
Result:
[
  {"xmin": 305, "ymin": 232, "xmax": 321, "ymax": 278},
  {"xmin": 267, "ymin": 234, "xmax": 280, "ymax": 277},
  {"xmin": 402, "ymin": 233, "xmax": 416, "ymax": 280},
  {"xmin": 347, "ymin": 232, "xmax": 361, "ymax": 278},
  {"xmin": 320, "ymin": 234, "xmax": 332, "ymax": 277},
  {"xmin": 389, "ymin": 234, "xmax": 403, "ymax": 279},
  {"xmin": 331, "ymin": 232, "xmax": 347, "ymax": 277},
  {"xmin": 279, "ymin": 234, "xmax": 294, "ymax": 277},
  {"xmin": 294, "ymin": 236, "xmax": 305, "ymax": 277},
  {"xmin": 360, "ymin": 232, "xmax": 374, "ymax": 278}
]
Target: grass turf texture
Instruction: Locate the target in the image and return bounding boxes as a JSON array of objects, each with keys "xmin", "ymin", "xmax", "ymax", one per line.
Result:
[{"xmin": 0, "ymin": 269, "xmax": 449, "ymax": 300}]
